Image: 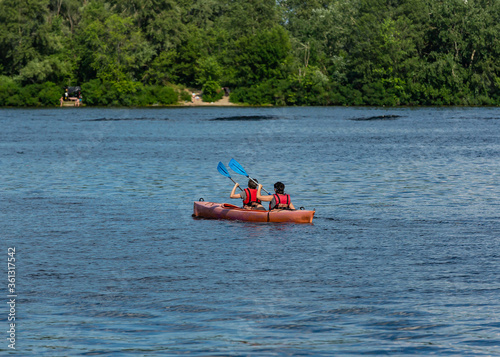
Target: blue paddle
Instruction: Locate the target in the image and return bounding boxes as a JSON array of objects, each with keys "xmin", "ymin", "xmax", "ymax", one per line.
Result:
[
  {"xmin": 228, "ymin": 158, "xmax": 271, "ymax": 195},
  {"xmin": 217, "ymin": 161, "xmax": 243, "ymax": 191}
]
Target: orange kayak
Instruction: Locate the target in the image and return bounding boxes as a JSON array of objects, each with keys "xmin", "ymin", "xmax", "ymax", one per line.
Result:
[{"xmin": 193, "ymin": 201, "xmax": 315, "ymax": 223}]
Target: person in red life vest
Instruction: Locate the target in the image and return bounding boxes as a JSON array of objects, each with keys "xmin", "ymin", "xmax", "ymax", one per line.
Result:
[
  {"xmin": 257, "ymin": 182, "xmax": 296, "ymax": 210},
  {"xmin": 230, "ymin": 179, "xmax": 266, "ymax": 210}
]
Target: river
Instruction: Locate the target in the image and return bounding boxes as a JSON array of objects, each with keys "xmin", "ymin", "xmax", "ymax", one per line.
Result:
[{"xmin": 1, "ymin": 106, "xmax": 499, "ymax": 355}]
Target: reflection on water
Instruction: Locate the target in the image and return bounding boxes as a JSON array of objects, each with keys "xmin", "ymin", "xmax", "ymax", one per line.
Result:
[{"xmin": 1, "ymin": 106, "xmax": 499, "ymax": 356}]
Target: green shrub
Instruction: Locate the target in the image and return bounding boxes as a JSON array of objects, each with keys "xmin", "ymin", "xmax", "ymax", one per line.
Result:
[
  {"xmin": 0, "ymin": 76, "xmax": 21, "ymax": 106},
  {"xmin": 179, "ymin": 90, "xmax": 191, "ymax": 102},
  {"xmin": 38, "ymin": 82, "xmax": 62, "ymax": 106},
  {"xmin": 135, "ymin": 88, "xmax": 156, "ymax": 106},
  {"xmin": 154, "ymin": 86, "xmax": 178, "ymax": 105},
  {"xmin": 81, "ymin": 79, "xmax": 106, "ymax": 106},
  {"xmin": 5, "ymin": 94, "xmax": 23, "ymax": 107},
  {"xmin": 230, "ymin": 83, "xmax": 274, "ymax": 105},
  {"xmin": 81, "ymin": 81, "xmax": 180, "ymax": 106},
  {"xmin": 201, "ymin": 81, "xmax": 223, "ymax": 102},
  {"xmin": 20, "ymin": 84, "xmax": 43, "ymax": 106}
]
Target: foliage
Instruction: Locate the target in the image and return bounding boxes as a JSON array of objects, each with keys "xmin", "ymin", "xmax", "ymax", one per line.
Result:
[
  {"xmin": 179, "ymin": 90, "xmax": 192, "ymax": 102},
  {"xmin": 195, "ymin": 56, "xmax": 223, "ymax": 87},
  {"xmin": 201, "ymin": 81, "xmax": 223, "ymax": 103},
  {"xmin": 0, "ymin": 0, "xmax": 499, "ymax": 106},
  {"xmin": 232, "ymin": 26, "xmax": 292, "ymax": 87},
  {"xmin": 0, "ymin": 76, "xmax": 22, "ymax": 106},
  {"xmin": 230, "ymin": 86, "xmax": 271, "ymax": 105},
  {"xmin": 37, "ymin": 82, "xmax": 63, "ymax": 105},
  {"xmin": 0, "ymin": 77, "xmax": 62, "ymax": 106},
  {"xmin": 82, "ymin": 79, "xmax": 179, "ymax": 106}
]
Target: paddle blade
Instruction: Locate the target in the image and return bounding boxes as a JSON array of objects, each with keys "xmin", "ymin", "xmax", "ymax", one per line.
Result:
[
  {"xmin": 217, "ymin": 161, "xmax": 231, "ymax": 177},
  {"xmin": 228, "ymin": 158, "xmax": 248, "ymax": 177}
]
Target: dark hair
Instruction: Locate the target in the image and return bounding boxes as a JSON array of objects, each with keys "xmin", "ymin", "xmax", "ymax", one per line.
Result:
[
  {"xmin": 248, "ymin": 178, "xmax": 258, "ymax": 189},
  {"xmin": 274, "ymin": 181, "xmax": 285, "ymax": 194}
]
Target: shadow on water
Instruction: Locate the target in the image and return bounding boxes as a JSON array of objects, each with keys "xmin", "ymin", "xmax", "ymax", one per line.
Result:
[
  {"xmin": 209, "ymin": 115, "xmax": 279, "ymax": 121},
  {"xmin": 458, "ymin": 116, "xmax": 500, "ymax": 120},
  {"xmin": 349, "ymin": 115, "xmax": 402, "ymax": 121},
  {"xmin": 84, "ymin": 117, "xmax": 170, "ymax": 121}
]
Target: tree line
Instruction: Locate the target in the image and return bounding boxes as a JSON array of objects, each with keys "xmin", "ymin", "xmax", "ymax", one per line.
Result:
[{"xmin": 0, "ymin": 0, "xmax": 499, "ymax": 106}]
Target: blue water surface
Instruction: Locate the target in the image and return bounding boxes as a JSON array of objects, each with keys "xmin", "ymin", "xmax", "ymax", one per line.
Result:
[{"xmin": 1, "ymin": 106, "xmax": 500, "ymax": 356}]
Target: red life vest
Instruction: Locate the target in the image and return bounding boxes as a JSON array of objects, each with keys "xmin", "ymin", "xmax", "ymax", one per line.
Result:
[
  {"xmin": 269, "ymin": 193, "xmax": 291, "ymax": 210},
  {"xmin": 243, "ymin": 188, "xmax": 261, "ymax": 207}
]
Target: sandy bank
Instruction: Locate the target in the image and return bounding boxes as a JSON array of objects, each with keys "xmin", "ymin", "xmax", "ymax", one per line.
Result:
[{"xmin": 181, "ymin": 94, "xmax": 238, "ymax": 106}]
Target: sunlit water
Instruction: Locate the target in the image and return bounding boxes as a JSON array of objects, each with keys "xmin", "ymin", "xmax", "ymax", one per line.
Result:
[{"xmin": 1, "ymin": 106, "xmax": 499, "ymax": 356}]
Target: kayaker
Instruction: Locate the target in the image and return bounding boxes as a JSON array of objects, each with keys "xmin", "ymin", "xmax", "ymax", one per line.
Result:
[
  {"xmin": 230, "ymin": 179, "xmax": 266, "ymax": 210},
  {"xmin": 257, "ymin": 182, "xmax": 296, "ymax": 210}
]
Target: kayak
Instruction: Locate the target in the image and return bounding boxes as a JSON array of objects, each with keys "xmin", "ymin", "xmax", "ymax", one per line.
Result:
[{"xmin": 193, "ymin": 201, "xmax": 315, "ymax": 223}]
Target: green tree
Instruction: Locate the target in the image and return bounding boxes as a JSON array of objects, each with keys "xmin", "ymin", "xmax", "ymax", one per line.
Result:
[
  {"xmin": 77, "ymin": 3, "xmax": 155, "ymax": 91},
  {"xmin": 233, "ymin": 26, "xmax": 292, "ymax": 86},
  {"xmin": 0, "ymin": 0, "xmax": 499, "ymax": 107},
  {"xmin": 224, "ymin": 0, "xmax": 279, "ymax": 37},
  {"xmin": 0, "ymin": 0, "xmax": 49, "ymax": 75},
  {"xmin": 195, "ymin": 56, "xmax": 223, "ymax": 87},
  {"xmin": 423, "ymin": 0, "xmax": 500, "ymax": 103},
  {"xmin": 0, "ymin": 0, "xmax": 73, "ymax": 84}
]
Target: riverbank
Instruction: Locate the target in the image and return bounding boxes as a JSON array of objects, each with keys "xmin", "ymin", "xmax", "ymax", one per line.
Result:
[
  {"xmin": 181, "ymin": 93, "xmax": 238, "ymax": 106},
  {"xmin": 58, "ymin": 92, "xmax": 239, "ymax": 108}
]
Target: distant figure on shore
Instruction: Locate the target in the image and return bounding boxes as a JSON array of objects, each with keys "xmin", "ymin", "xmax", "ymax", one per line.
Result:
[
  {"xmin": 76, "ymin": 91, "xmax": 82, "ymax": 107},
  {"xmin": 60, "ymin": 88, "xmax": 69, "ymax": 106},
  {"xmin": 60, "ymin": 87, "xmax": 82, "ymax": 107}
]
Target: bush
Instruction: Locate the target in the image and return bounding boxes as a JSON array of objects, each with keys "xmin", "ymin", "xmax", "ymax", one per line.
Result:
[
  {"xmin": 179, "ymin": 90, "xmax": 192, "ymax": 102},
  {"xmin": 0, "ymin": 76, "xmax": 21, "ymax": 106},
  {"xmin": 230, "ymin": 82, "xmax": 275, "ymax": 105},
  {"xmin": 1, "ymin": 81, "xmax": 63, "ymax": 107},
  {"xmin": 135, "ymin": 87, "xmax": 157, "ymax": 106},
  {"xmin": 81, "ymin": 80, "xmax": 180, "ymax": 106},
  {"xmin": 155, "ymin": 86, "xmax": 178, "ymax": 105},
  {"xmin": 38, "ymin": 82, "xmax": 62, "ymax": 106},
  {"xmin": 201, "ymin": 81, "xmax": 223, "ymax": 102},
  {"xmin": 81, "ymin": 79, "xmax": 107, "ymax": 105},
  {"xmin": 20, "ymin": 84, "xmax": 43, "ymax": 106}
]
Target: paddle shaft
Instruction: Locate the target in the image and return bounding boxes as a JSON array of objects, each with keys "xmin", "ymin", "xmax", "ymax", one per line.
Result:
[{"xmin": 230, "ymin": 177, "xmax": 243, "ymax": 191}]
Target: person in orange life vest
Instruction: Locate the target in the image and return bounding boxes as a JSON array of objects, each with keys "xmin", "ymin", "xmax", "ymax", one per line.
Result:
[
  {"xmin": 230, "ymin": 179, "xmax": 266, "ymax": 210},
  {"xmin": 257, "ymin": 182, "xmax": 296, "ymax": 210}
]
